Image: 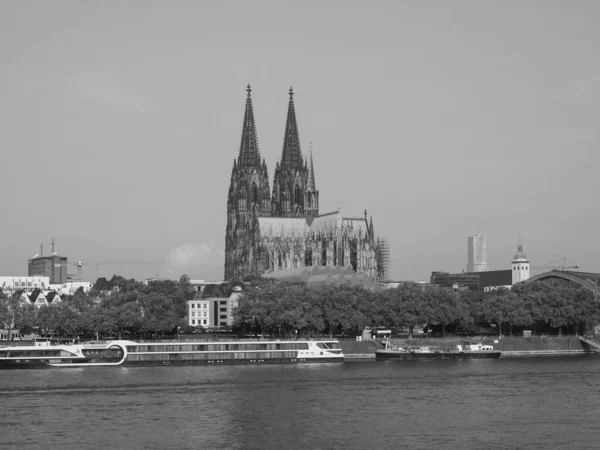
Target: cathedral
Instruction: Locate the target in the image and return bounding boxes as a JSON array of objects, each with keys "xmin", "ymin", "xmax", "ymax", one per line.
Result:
[{"xmin": 224, "ymin": 85, "xmax": 383, "ymax": 283}]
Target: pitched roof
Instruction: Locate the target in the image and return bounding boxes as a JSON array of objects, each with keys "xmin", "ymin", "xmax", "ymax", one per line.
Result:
[
  {"xmin": 29, "ymin": 289, "xmax": 42, "ymax": 302},
  {"xmin": 92, "ymin": 277, "xmax": 110, "ymax": 291},
  {"xmin": 45, "ymin": 291, "xmax": 59, "ymax": 303},
  {"xmin": 200, "ymin": 281, "xmax": 245, "ymax": 299}
]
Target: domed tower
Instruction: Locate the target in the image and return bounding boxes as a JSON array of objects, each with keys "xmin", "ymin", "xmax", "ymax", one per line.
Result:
[{"xmin": 511, "ymin": 237, "xmax": 530, "ymax": 284}]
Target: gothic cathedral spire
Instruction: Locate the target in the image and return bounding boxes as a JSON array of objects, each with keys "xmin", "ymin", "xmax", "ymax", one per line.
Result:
[
  {"xmin": 280, "ymin": 87, "xmax": 303, "ymax": 171},
  {"xmin": 225, "ymin": 85, "xmax": 271, "ymax": 281},
  {"xmin": 238, "ymin": 84, "xmax": 261, "ymax": 170},
  {"xmin": 304, "ymin": 147, "xmax": 319, "ymax": 223},
  {"xmin": 272, "ymin": 87, "xmax": 311, "ymax": 217}
]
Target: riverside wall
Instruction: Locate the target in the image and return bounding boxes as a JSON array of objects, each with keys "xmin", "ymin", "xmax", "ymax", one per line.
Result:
[{"xmin": 340, "ymin": 335, "xmax": 598, "ymax": 358}]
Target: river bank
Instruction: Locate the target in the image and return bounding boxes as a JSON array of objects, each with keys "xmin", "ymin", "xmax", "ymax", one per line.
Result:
[{"xmin": 339, "ymin": 335, "xmax": 599, "ymax": 359}]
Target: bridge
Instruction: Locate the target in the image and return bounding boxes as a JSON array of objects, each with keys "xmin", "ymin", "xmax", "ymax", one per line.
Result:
[{"xmin": 526, "ymin": 270, "xmax": 600, "ymax": 293}]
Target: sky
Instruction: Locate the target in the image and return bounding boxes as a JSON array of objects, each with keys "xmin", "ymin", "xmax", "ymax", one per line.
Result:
[{"xmin": 1, "ymin": 1, "xmax": 599, "ymax": 283}]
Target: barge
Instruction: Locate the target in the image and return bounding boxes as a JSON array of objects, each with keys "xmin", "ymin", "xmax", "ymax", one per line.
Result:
[{"xmin": 376, "ymin": 341, "xmax": 501, "ymax": 361}]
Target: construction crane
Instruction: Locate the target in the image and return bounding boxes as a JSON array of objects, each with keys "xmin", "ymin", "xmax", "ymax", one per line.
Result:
[
  {"xmin": 533, "ymin": 257, "xmax": 580, "ymax": 272},
  {"xmin": 72, "ymin": 260, "xmax": 180, "ymax": 280}
]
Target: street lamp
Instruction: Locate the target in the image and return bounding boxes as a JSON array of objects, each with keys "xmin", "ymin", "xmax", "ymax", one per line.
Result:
[{"xmin": 177, "ymin": 326, "xmax": 181, "ymax": 341}]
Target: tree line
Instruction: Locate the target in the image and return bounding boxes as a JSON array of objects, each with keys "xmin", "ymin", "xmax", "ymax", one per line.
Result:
[
  {"xmin": 234, "ymin": 279, "xmax": 599, "ymax": 338},
  {"xmin": 0, "ymin": 275, "xmax": 195, "ymax": 340},
  {"xmin": 1, "ymin": 275, "xmax": 597, "ymax": 340}
]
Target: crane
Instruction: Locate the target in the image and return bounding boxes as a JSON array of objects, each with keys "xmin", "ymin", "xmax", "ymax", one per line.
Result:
[
  {"xmin": 70, "ymin": 260, "xmax": 181, "ymax": 280},
  {"xmin": 533, "ymin": 257, "xmax": 580, "ymax": 272}
]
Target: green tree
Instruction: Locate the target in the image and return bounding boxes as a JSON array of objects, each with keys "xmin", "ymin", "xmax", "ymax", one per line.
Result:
[{"xmin": 422, "ymin": 285, "xmax": 458, "ymax": 336}]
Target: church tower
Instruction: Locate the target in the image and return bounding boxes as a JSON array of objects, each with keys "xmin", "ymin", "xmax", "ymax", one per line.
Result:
[
  {"xmin": 272, "ymin": 87, "xmax": 311, "ymax": 218},
  {"xmin": 511, "ymin": 237, "xmax": 530, "ymax": 284},
  {"xmin": 304, "ymin": 148, "xmax": 319, "ymax": 224},
  {"xmin": 224, "ymin": 85, "xmax": 271, "ymax": 280}
]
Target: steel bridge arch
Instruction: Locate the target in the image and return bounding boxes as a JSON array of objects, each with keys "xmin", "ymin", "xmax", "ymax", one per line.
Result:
[{"xmin": 525, "ymin": 271, "xmax": 597, "ymax": 291}]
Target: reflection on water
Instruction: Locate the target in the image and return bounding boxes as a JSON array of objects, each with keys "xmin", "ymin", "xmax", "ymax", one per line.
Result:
[{"xmin": 2, "ymin": 357, "xmax": 600, "ymax": 449}]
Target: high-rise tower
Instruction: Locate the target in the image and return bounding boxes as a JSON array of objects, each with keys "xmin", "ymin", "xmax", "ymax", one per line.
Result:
[{"xmin": 467, "ymin": 231, "xmax": 490, "ymax": 272}]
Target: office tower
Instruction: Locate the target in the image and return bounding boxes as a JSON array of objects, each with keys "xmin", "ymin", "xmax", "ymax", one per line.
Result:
[{"xmin": 467, "ymin": 232, "xmax": 490, "ymax": 272}]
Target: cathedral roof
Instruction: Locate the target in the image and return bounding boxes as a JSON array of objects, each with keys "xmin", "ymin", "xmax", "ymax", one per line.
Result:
[
  {"xmin": 262, "ymin": 266, "xmax": 378, "ymax": 290},
  {"xmin": 310, "ymin": 211, "xmax": 342, "ymax": 231},
  {"xmin": 258, "ymin": 217, "xmax": 309, "ymax": 237},
  {"xmin": 279, "ymin": 87, "xmax": 303, "ymax": 172},
  {"xmin": 238, "ymin": 84, "xmax": 261, "ymax": 169}
]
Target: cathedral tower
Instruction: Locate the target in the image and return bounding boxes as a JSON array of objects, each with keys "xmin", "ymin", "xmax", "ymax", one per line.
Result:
[
  {"xmin": 304, "ymin": 148, "xmax": 319, "ymax": 224},
  {"xmin": 224, "ymin": 85, "xmax": 271, "ymax": 280},
  {"xmin": 272, "ymin": 87, "xmax": 312, "ymax": 218}
]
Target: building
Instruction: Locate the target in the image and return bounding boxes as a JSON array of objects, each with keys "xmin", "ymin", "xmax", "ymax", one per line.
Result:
[
  {"xmin": 467, "ymin": 231, "xmax": 490, "ymax": 273},
  {"xmin": 28, "ymin": 254, "xmax": 68, "ymax": 284},
  {"xmin": 0, "ymin": 276, "xmax": 50, "ymax": 293},
  {"xmin": 511, "ymin": 240, "xmax": 530, "ymax": 284},
  {"xmin": 432, "ymin": 242, "xmax": 530, "ymax": 291},
  {"xmin": 187, "ymin": 282, "xmax": 244, "ymax": 328},
  {"xmin": 225, "ymin": 85, "xmax": 384, "ymax": 282}
]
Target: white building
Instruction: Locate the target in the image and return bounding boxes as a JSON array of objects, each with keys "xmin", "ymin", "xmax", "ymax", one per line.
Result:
[
  {"xmin": 0, "ymin": 276, "xmax": 50, "ymax": 293},
  {"xmin": 467, "ymin": 232, "xmax": 490, "ymax": 272},
  {"xmin": 187, "ymin": 282, "xmax": 243, "ymax": 328},
  {"xmin": 48, "ymin": 281, "xmax": 92, "ymax": 295},
  {"xmin": 511, "ymin": 241, "xmax": 530, "ymax": 284}
]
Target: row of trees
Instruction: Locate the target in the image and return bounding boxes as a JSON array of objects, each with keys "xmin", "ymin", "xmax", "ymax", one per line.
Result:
[
  {"xmin": 1, "ymin": 274, "xmax": 598, "ymax": 340},
  {"xmin": 234, "ymin": 279, "xmax": 600, "ymax": 337},
  {"xmin": 0, "ymin": 275, "xmax": 195, "ymax": 340}
]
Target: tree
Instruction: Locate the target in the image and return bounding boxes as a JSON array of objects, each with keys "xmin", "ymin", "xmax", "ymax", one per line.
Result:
[
  {"xmin": 316, "ymin": 285, "xmax": 356, "ymax": 338},
  {"xmin": 138, "ymin": 292, "xmax": 179, "ymax": 336},
  {"xmin": 0, "ymin": 294, "xmax": 21, "ymax": 339},
  {"xmin": 422, "ymin": 286, "xmax": 458, "ymax": 337}
]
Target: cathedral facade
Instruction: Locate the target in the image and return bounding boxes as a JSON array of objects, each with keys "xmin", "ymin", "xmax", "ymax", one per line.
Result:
[{"xmin": 224, "ymin": 85, "xmax": 382, "ymax": 282}]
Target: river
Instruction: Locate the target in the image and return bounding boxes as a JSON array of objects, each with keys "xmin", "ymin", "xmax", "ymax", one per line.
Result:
[{"xmin": 1, "ymin": 356, "xmax": 599, "ymax": 449}]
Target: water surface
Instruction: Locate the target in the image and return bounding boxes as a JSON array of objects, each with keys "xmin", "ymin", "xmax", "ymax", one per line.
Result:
[{"xmin": 2, "ymin": 356, "xmax": 599, "ymax": 449}]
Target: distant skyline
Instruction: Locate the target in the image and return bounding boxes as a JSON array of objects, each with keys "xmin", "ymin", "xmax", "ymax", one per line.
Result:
[{"xmin": 1, "ymin": 1, "xmax": 599, "ymax": 282}]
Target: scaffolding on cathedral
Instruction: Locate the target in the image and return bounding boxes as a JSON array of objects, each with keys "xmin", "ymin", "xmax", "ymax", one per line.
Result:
[{"xmin": 377, "ymin": 237, "xmax": 390, "ymax": 282}]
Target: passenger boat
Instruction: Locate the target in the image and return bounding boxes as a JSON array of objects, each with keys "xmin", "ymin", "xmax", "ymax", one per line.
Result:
[
  {"xmin": 0, "ymin": 339, "xmax": 344, "ymax": 369},
  {"xmin": 376, "ymin": 340, "xmax": 501, "ymax": 361}
]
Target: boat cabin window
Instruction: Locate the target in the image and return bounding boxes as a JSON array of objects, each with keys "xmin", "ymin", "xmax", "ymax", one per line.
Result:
[{"xmin": 316, "ymin": 342, "xmax": 340, "ymax": 350}]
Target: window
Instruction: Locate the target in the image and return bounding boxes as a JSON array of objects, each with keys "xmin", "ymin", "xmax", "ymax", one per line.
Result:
[
  {"xmin": 191, "ymin": 304, "xmax": 195, "ymax": 308},
  {"xmin": 192, "ymin": 320, "xmax": 196, "ymax": 325},
  {"xmin": 220, "ymin": 315, "xmax": 227, "ymax": 319},
  {"xmin": 202, "ymin": 320, "xmax": 207, "ymax": 325},
  {"xmin": 219, "ymin": 300, "xmax": 227, "ymax": 305},
  {"xmin": 220, "ymin": 307, "xmax": 227, "ymax": 312},
  {"xmin": 192, "ymin": 312, "xmax": 196, "ymax": 317}
]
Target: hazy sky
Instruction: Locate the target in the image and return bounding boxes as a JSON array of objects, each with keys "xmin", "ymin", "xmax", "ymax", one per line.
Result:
[{"xmin": 1, "ymin": 1, "xmax": 599, "ymax": 282}]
